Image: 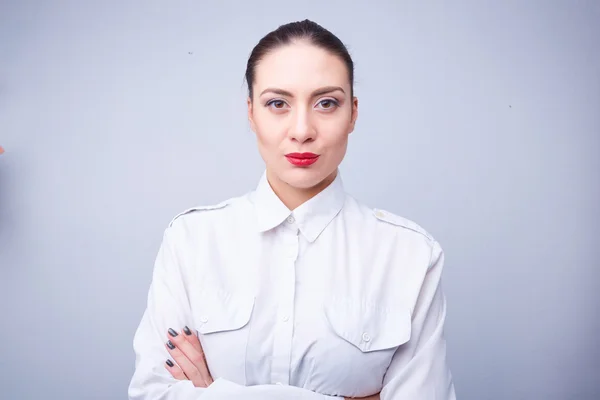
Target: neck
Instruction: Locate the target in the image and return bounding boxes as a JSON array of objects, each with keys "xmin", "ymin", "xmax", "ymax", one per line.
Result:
[{"xmin": 267, "ymin": 169, "xmax": 338, "ymax": 210}]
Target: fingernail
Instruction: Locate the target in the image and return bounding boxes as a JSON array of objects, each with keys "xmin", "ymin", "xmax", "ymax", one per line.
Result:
[
  {"xmin": 166, "ymin": 359, "xmax": 174, "ymax": 367},
  {"xmin": 168, "ymin": 328, "xmax": 178, "ymax": 337},
  {"xmin": 183, "ymin": 326, "xmax": 192, "ymax": 335},
  {"xmin": 166, "ymin": 340, "xmax": 175, "ymax": 350}
]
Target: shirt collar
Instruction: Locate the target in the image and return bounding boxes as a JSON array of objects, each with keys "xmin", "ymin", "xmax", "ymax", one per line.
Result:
[{"xmin": 253, "ymin": 170, "xmax": 346, "ymax": 242}]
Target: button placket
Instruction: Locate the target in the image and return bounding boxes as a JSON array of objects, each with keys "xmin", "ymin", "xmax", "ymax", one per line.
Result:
[{"xmin": 270, "ymin": 229, "xmax": 299, "ymax": 385}]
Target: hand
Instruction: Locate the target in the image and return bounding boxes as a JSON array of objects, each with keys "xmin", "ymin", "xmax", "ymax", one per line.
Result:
[
  {"xmin": 0, "ymin": 146, "xmax": 4, "ymax": 155},
  {"xmin": 345, "ymin": 394, "xmax": 380, "ymax": 400},
  {"xmin": 164, "ymin": 326, "xmax": 214, "ymax": 387}
]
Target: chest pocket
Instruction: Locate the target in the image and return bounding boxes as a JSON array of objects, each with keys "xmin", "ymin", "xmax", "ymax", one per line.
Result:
[
  {"xmin": 194, "ymin": 288, "xmax": 255, "ymax": 385},
  {"xmin": 325, "ymin": 297, "xmax": 411, "ymax": 352},
  {"xmin": 308, "ymin": 297, "xmax": 412, "ymax": 398}
]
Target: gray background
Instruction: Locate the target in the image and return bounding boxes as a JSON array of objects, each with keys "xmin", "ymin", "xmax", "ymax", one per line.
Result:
[{"xmin": 1, "ymin": 1, "xmax": 598, "ymax": 399}]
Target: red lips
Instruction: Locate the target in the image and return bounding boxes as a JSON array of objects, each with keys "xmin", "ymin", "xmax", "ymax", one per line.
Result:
[{"xmin": 285, "ymin": 152, "xmax": 319, "ymax": 167}]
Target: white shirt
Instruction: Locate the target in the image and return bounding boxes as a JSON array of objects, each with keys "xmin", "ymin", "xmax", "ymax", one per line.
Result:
[{"xmin": 128, "ymin": 171, "xmax": 456, "ymax": 400}]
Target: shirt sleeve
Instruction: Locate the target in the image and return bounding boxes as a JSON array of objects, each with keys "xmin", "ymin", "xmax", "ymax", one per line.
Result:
[
  {"xmin": 128, "ymin": 225, "xmax": 339, "ymax": 400},
  {"xmin": 379, "ymin": 240, "xmax": 457, "ymax": 400}
]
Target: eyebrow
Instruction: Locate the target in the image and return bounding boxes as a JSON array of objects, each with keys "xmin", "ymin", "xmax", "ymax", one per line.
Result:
[{"xmin": 259, "ymin": 86, "xmax": 346, "ymax": 98}]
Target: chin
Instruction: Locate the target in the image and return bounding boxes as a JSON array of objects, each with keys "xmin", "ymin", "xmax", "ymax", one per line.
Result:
[{"xmin": 281, "ymin": 167, "xmax": 332, "ymax": 190}]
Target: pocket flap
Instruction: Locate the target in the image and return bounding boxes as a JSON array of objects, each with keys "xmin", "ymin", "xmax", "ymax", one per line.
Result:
[
  {"xmin": 324, "ymin": 297, "xmax": 411, "ymax": 352},
  {"xmin": 196, "ymin": 289, "xmax": 255, "ymax": 334}
]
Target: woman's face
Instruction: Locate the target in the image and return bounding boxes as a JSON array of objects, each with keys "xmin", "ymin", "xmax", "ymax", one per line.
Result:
[{"xmin": 248, "ymin": 41, "xmax": 358, "ymax": 190}]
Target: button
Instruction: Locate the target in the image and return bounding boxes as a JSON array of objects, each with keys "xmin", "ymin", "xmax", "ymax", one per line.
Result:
[
  {"xmin": 362, "ymin": 332, "xmax": 371, "ymax": 342},
  {"xmin": 375, "ymin": 210, "xmax": 385, "ymax": 218},
  {"xmin": 282, "ymin": 315, "xmax": 289, "ymax": 322},
  {"xmin": 286, "ymin": 216, "xmax": 295, "ymax": 224},
  {"xmin": 200, "ymin": 316, "xmax": 208, "ymax": 323}
]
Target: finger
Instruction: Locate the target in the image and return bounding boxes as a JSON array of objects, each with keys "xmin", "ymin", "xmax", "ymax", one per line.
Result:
[
  {"xmin": 169, "ymin": 328, "xmax": 212, "ymax": 384},
  {"xmin": 182, "ymin": 326, "xmax": 211, "ymax": 382},
  {"xmin": 165, "ymin": 339, "xmax": 207, "ymax": 387},
  {"xmin": 167, "ymin": 329, "xmax": 212, "ymax": 386},
  {"xmin": 165, "ymin": 359, "xmax": 186, "ymax": 380},
  {"xmin": 351, "ymin": 394, "xmax": 380, "ymax": 400},
  {"xmin": 182, "ymin": 326, "xmax": 206, "ymax": 360},
  {"xmin": 169, "ymin": 328, "xmax": 213, "ymax": 385}
]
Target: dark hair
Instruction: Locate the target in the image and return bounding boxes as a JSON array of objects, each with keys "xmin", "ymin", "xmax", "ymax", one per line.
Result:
[{"xmin": 245, "ymin": 19, "xmax": 354, "ymax": 100}]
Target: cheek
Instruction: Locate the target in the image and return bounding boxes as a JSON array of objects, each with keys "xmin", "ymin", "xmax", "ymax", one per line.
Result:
[
  {"xmin": 320, "ymin": 108, "xmax": 353, "ymax": 133},
  {"xmin": 332, "ymin": 138, "xmax": 349, "ymax": 161},
  {"xmin": 253, "ymin": 114, "xmax": 286, "ymax": 160},
  {"xmin": 319, "ymin": 132, "xmax": 349, "ymax": 166},
  {"xmin": 320, "ymin": 118, "xmax": 351, "ymax": 144},
  {"xmin": 324, "ymin": 120, "xmax": 351, "ymax": 156},
  {"xmin": 253, "ymin": 113, "xmax": 278, "ymax": 143}
]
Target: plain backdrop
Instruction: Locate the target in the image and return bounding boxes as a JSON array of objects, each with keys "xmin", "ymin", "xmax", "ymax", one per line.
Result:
[{"xmin": 1, "ymin": 1, "xmax": 598, "ymax": 399}]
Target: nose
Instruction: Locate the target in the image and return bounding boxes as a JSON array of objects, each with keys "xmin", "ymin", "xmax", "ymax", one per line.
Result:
[{"xmin": 288, "ymin": 107, "xmax": 316, "ymax": 143}]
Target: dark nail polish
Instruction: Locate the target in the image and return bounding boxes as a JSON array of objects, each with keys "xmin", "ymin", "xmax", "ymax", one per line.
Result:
[
  {"xmin": 166, "ymin": 340, "xmax": 175, "ymax": 350},
  {"xmin": 183, "ymin": 326, "xmax": 192, "ymax": 335},
  {"xmin": 168, "ymin": 328, "xmax": 178, "ymax": 337},
  {"xmin": 166, "ymin": 359, "xmax": 174, "ymax": 367}
]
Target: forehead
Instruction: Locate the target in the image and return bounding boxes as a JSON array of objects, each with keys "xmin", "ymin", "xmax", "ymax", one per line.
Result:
[{"xmin": 254, "ymin": 42, "xmax": 350, "ymax": 94}]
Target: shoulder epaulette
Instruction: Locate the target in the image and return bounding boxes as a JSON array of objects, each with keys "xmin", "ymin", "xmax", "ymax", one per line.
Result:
[
  {"xmin": 168, "ymin": 200, "xmax": 230, "ymax": 227},
  {"xmin": 373, "ymin": 208, "xmax": 433, "ymax": 241}
]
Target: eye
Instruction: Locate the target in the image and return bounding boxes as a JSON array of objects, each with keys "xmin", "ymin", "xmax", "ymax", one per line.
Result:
[
  {"xmin": 316, "ymin": 98, "xmax": 340, "ymax": 110},
  {"xmin": 266, "ymin": 99, "xmax": 288, "ymax": 110}
]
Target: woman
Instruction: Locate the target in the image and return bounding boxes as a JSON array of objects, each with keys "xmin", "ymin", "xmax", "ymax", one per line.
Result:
[{"xmin": 128, "ymin": 20, "xmax": 456, "ymax": 400}]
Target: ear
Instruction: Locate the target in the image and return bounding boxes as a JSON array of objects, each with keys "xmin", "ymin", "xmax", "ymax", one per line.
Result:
[
  {"xmin": 348, "ymin": 96, "xmax": 358, "ymax": 134},
  {"xmin": 247, "ymin": 97, "xmax": 257, "ymax": 133}
]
